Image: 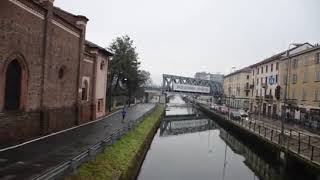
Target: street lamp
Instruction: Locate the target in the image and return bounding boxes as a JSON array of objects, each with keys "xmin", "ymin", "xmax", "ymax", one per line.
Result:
[{"xmin": 281, "ymin": 43, "xmax": 303, "ymax": 145}]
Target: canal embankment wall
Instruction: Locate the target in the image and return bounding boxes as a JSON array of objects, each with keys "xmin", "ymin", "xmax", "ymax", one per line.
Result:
[
  {"xmin": 65, "ymin": 105, "xmax": 165, "ymax": 180},
  {"xmin": 197, "ymin": 103, "xmax": 320, "ymax": 178},
  {"xmin": 121, "ymin": 107, "xmax": 165, "ymax": 180}
]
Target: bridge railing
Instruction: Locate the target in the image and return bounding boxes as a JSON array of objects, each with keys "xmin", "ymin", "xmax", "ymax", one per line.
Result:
[{"xmin": 200, "ymin": 103, "xmax": 320, "ymax": 166}]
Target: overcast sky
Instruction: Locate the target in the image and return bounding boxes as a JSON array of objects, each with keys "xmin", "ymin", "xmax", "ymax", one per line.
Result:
[{"xmin": 56, "ymin": 0, "xmax": 320, "ymax": 85}]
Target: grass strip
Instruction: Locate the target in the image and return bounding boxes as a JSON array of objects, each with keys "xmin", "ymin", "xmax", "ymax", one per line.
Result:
[{"xmin": 66, "ymin": 105, "xmax": 164, "ymax": 180}]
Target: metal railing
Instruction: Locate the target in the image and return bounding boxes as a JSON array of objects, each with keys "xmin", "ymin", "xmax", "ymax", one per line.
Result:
[
  {"xmin": 203, "ymin": 104, "xmax": 320, "ymax": 166},
  {"xmin": 32, "ymin": 106, "xmax": 156, "ymax": 180}
]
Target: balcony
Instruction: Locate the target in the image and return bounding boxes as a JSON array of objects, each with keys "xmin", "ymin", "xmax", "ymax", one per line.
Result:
[
  {"xmin": 255, "ymin": 95, "xmax": 263, "ymax": 100},
  {"xmin": 244, "ymin": 86, "xmax": 250, "ymax": 92},
  {"xmin": 283, "ymin": 98, "xmax": 297, "ymax": 105},
  {"xmin": 261, "ymin": 83, "xmax": 267, "ymax": 88},
  {"xmin": 264, "ymin": 95, "xmax": 274, "ymax": 102}
]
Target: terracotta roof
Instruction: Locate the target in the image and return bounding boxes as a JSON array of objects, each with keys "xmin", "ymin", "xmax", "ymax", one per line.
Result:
[{"xmin": 85, "ymin": 41, "xmax": 114, "ymax": 56}]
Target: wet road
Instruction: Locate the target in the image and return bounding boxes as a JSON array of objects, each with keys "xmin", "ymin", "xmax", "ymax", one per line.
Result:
[{"xmin": 0, "ymin": 103, "xmax": 155, "ymax": 180}]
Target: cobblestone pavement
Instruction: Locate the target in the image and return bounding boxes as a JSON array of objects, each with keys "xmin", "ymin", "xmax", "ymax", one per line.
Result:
[{"xmin": 0, "ymin": 103, "xmax": 155, "ymax": 180}]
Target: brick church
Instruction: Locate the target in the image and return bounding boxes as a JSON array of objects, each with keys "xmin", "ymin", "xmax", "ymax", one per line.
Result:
[{"xmin": 0, "ymin": 0, "xmax": 113, "ymax": 145}]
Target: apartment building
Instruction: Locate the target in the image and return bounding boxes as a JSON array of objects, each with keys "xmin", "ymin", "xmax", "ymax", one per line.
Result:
[
  {"xmin": 223, "ymin": 67, "xmax": 251, "ymax": 109},
  {"xmin": 249, "ymin": 43, "xmax": 313, "ymax": 118},
  {"xmin": 195, "ymin": 72, "xmax": 224, "ymax": 83},
  {"xmin": 279, "ymin": 45, "xmax": 320, "ymax": 122}
]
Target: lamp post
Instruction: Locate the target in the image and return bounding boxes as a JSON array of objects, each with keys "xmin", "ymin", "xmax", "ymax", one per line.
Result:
[{"xmin": 281, "ymin": 43, "xmax": 303, "ymax": 145}]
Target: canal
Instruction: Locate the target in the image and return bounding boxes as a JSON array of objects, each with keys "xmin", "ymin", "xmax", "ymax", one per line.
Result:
[{"xmin": 137, "ymin": 95, "xmax": 314, "ymax": 180}]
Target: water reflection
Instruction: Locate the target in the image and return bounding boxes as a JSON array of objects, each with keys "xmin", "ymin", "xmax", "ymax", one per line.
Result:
[
  {"xmin": 160, "ymin": 118, "xmax": 216, "ymax": 137},
  {"xmin": 138, "ymin": 96, "xmax": 313, "ymax": 180},
  {"xmin": 138, "ymin": 117, "xmax": 261, "ymax": 180}
]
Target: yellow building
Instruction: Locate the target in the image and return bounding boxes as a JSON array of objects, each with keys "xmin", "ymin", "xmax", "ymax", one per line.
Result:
[
  {"xmin": 279, "ymin": 45, "xmax": 320, "ymax": 123},
  {"xmin": 249, "ymin": 43, "xmax": 313, "ymax": 118},
  {"xmin": 223, "ymin": 67, "xmax": 251, "ymax": 109}
]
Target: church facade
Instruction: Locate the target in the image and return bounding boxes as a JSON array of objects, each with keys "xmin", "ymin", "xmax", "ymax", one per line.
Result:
[{"xmin": 0, "ymin": 0, "xmax": 112, "ymax": 145}]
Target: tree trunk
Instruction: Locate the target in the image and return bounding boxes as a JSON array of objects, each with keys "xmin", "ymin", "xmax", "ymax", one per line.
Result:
[{"xmin": 106, "ymin": 73, "xmax": 115, "ymax": 112}]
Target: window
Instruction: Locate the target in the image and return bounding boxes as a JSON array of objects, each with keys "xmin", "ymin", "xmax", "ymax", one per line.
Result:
[
  {"xmin": 100, "ymin": 61, "xmax": 105, "ymax": 70},
  {"xmin": 315, "ymin": 53, "xmax": 320, "ymax": 64},
  {"xmin": 291, "ymin": 88, "xmax": 296, "ymax": 99},
  {"xmin": 292, "ymin": 74, "xmax": 297, "ymax": 84},
  {"xmin": 302, "ymin": 88, "xmax": 307, "ymax": 100},
  {"xmin": 303, "ymin": 71, "xmax": 308, "ymax": 83},
  {"xmin": 58, "ymin": 67, "xmax": 65, "ymax": 79},
  {"xmin": 253, "ymin": 70, "xmax": 255, "ymax": 76},
  {"xmin": 276, "ymin": 62, "xmax": 279, "ymax": 70},
  {"xmin": 292, "ymin": 59, "xmax": 298, "ymax": 69},
  {"xmin": 316, "ymin": 70, "xmax": 320, "ymax": 81},
  {"xmin": 271, "ymin": 64, "xmax": 273, "ymax": 72},
  {"xmin": 261, "ymin": 67, "xmax": 264, "ymax": 74},
  {"xmin": 266, "ymin": 65, "xmax": 268, "ymax": 73},
  {"xmin": 315, "ymin": 89, "xmax": 320, "ymax": 101},
  {"xmin": 283, "ymin": 74, "xmax": 287, "ymax": 85},
  {"xmin": 247, "ymin": 75, "xmax": 249, "ymax": 80},
  {"xmin": 257, "ymin": 78, "xmax": 259, "ymax": 85},
  {"xmin": 275, "ymin": 74, "xmax": 278, "ymax": 83},
  {"xmin": 257, "ymin": 68, "xmax": 259, "ymax": 74},
  {"xmin": 265, "ymin": 77, "xmax": 267, "ymax": 83},
  {"xmin": 304, "ymin": 56, "xmax": 308, "ymax": 66},
  {"xmin": 97, "ymin": 99, "xmax": 103, "ymax": 112},
  {"xmin": 261, "ymin": 77, "xmax": 263, "ymax": 84},
  {"xmin": 81, "ymin": 80, "xmax": 89, "ymax": 101}
]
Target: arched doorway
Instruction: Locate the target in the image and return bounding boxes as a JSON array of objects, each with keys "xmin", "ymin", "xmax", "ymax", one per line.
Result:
[{"xmin": 4, "ymin": 60, "xmax": 22, "ymax": 111}]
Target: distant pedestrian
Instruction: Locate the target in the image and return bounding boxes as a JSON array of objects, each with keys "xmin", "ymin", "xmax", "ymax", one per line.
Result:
[{"xmin": 121, "ymin": 106, "xmax": 127, "ymax": 123}]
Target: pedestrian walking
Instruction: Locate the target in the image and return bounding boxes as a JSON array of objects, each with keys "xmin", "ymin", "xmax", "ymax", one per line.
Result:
[{"xmin": 121, "ymin": 106, "xmax": 127, "ymax": 123}]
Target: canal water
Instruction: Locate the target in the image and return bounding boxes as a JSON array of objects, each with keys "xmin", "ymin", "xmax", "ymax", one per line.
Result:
[{"xmin": 137, "ymin": 95, "xmax": 312, "ymax": 180}]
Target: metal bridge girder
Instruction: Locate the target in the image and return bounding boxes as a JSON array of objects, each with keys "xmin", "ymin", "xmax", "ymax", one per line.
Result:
[{"xmin": 162, "ymin": 74, "xmax": 223, "ymax": 96}]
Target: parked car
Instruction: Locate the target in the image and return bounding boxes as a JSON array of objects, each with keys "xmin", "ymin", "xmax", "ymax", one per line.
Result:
[
  {"xmin": 219, "ymin": 106, "xmax": 229, "ymax": 114},
  {"xmin": 239, "ymin": 110, "xmax": 249, "ymax": 120},
  {"xmin": 210, "ymin": 104, "xmax": 219, "ymax": 111},
  {"xmin": 231, "ymin": 111, "xmax": 242, "ymax": 120}
]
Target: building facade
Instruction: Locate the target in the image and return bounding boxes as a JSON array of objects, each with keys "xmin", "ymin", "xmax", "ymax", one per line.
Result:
[
  {"xmin": 249, "ymin": 43, "xmax": 313, "ymax": 118},
  {"xmin": 195, "ymin": 72, "xmax": 224, "ymax": 83},
  {"xmin": 223, "ymin": 67, "xmax": 251, "ymax": 109},
  {"xmin": 0, "ymin": 0, "xmax": 112, "ymax": 144},
  {"xmin": 279, "ymin": 45, "xmax": 320, "ymax": 123}
]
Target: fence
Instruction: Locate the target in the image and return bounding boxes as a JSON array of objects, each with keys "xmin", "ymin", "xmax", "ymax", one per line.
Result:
[
  {"xmin": 32, "ymin": 106, "xmax": 156, "ymax": 180},
  {"xmin": 201, "ymin": 104, "xmax": 320, "ymax": 166}
]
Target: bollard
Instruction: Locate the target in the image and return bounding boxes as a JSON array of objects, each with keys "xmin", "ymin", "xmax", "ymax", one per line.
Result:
[
  {"xmin": 264, "ymin": 127, "xmax": 267, "ymax": 137},
  {"xmin": 311, "ymin": 146, "xmax": 314, "ymax": 161},
  {"xmin": 271, "ymin": 130, "xmax": 273, "ymax": 141},
  {"xmin": 298, "ymin": 132, "xmax": 301, "ymax": 154},
  {"xmin": 88, "ymin": 148, "xmax": 95, "ymax": 157},
  {"xmin": 70, "ymin": 159, "xmax": 78, "ymax": 172}
]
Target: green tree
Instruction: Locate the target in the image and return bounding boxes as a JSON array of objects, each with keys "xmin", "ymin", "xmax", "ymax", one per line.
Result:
[{"xmin": 107, "ymin": 35, "xmax": 150, "ymax": 110}]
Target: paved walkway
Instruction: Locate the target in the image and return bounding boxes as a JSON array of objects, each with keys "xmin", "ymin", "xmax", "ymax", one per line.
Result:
[{"xmin": 0, "ymin": 103, "xmax": 155, "ymax": 180}]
